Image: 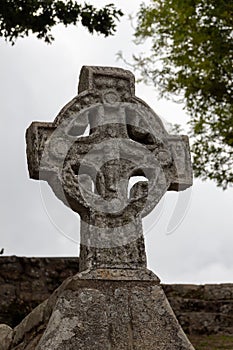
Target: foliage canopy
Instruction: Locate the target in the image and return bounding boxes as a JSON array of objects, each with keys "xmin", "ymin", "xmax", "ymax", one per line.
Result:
[
  {"xmin": 0, "ymin": 1, "xmax": 123, "ymax": 44},
  {"xmin": 134, "ymin": 0, "xmax": 233, "ymax": 189}
]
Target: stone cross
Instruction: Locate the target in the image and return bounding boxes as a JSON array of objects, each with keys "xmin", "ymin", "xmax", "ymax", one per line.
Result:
[{"xmin": 26, "ymin": 66, "xmax": 192, "ymax": 272}]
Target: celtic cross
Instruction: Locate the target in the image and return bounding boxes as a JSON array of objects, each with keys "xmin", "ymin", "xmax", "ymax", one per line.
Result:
[{"xmin": 26, "ymin": 66, "xmax": 192, "ymax": 272}]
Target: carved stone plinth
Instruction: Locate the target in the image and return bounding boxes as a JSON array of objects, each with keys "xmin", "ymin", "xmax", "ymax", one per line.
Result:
[
  {"xmin": 5, "ymin": 271, "xmax": 194, "ymax": 350},
  {"xmin": 36, "ymin": 271, "xmax": 194, "ymax": 350}
]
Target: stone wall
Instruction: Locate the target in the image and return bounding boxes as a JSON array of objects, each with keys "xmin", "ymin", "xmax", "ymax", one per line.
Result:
[
  {"xmin": 0, "ymin": 256, "xmax": 78, "ymax": 327},
  {"xmin": 163, "ymin": 284, "xmax": 233, "ymax": 335},
  {"xmin": 0, "ymin": 256, "xmax": 232, "ymax": 336}
]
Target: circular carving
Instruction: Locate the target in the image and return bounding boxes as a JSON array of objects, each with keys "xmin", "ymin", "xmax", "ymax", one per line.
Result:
[
  {"xmin": 41, "ymin": 102, "xmax": 171, "ymax": 228},
  {"xmin": 158, "ymin": 150, "xmax": 172, "ymax": 166},
  {"xmin": 102, "ymin": 90, "xmax": 119, "ymax": 104},
  {"xmin": 49, "ymin": 137, "xmax": 70, "ymax": 160}
]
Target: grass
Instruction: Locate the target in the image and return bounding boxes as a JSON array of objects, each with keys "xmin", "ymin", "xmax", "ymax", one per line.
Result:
[{"xmin": 189, "ymin": 334, "xmax": 233, "ymax": 350}]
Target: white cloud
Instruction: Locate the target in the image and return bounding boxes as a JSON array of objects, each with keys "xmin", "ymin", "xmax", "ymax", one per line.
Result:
[{"xmin": 0, "ymin": 1, "xmax": 232, "ymax": 283}]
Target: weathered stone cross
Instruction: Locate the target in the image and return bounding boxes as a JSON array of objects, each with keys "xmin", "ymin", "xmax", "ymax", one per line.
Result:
[{"xmin": 26, "ymin": 66, "xmax": 192, "ymax": 272}]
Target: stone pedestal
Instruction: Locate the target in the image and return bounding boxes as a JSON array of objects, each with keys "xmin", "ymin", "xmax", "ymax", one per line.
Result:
[{"xmin": 35, "ymin": 269, "xmax": 194, "ymax": 350}]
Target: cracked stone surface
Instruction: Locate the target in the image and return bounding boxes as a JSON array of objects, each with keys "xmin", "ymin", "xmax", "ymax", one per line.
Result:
[
  {"xmin": 7, "ymin": 270, "xmax": 195, "ymax": 350},
  {"xmin": 36, "ymin": 279, "xmax": 194, "ymax": 350}
]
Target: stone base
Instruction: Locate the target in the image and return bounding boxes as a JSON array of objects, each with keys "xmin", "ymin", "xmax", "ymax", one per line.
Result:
[{"xmin": 34, "ymin": 269, "xmax": 194, "ymax": 350}]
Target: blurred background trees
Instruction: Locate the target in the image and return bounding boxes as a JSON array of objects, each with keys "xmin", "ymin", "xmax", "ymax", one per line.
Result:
[
  {"xmin": 1, "ymin": 0, "xmax": 232, "ymax": 189},
  {"xmin": 132, "ymin": 0, "xmax": 233, "ymax": 189},
  {"xmin": 0, "ymin": 0, "xmax": 123, "ymax": 43}
]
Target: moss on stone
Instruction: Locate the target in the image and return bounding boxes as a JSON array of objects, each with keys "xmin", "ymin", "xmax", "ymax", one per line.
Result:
[{"xmin": 189, "ymin": 334, "xmax": 233, "ymax": 350}]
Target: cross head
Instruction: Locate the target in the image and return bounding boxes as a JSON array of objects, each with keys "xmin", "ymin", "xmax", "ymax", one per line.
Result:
[{"xmin": 26, "ymin": 66, "xmax": 192, "ymax": 272}]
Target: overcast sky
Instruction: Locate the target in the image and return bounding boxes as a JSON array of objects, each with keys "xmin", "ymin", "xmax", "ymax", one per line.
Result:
[{"xmin": 0, "ymin": 0, "xmax": 232, "ymax": 284}]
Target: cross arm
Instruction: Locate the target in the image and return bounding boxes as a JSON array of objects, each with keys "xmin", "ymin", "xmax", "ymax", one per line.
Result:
[
  {"xmin": 26, "ymin": 122, "xmax": 55, "ymax": 180},
  {"xmin": 167, "ymin": 135, "xmax": 193, "ymax": 191}
]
